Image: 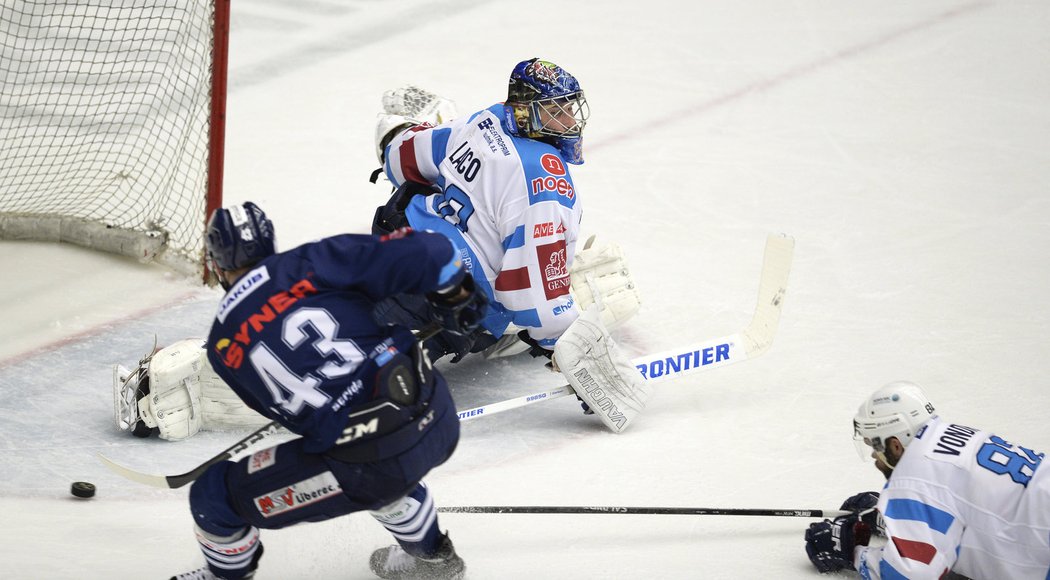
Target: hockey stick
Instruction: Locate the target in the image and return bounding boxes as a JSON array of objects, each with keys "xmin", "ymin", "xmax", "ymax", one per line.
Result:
[
  {"xmin": 98, "ymin": 421, "xmax": 286, "ymax": 489},
  {"xmin": 101, "ymin": 235, "xmax": 792, "ymax": 488},
  {"xmin": 437, "ymin": 505, "xmax": 848, "ymax": 518},
  {"xmin": 99, "ymin": 324, "xmax": 446, "ymax": 489},
  {"xmin": 455, "ymin": 233, "xmax": 795, "ymax": 422}
]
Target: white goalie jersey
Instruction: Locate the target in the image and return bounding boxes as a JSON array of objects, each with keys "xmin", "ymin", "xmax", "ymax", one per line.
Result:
[
  {"xmin": 110, "ymin": 86, "xmax": 646, "ymax": 441},
  {"xmin": 113, "ymin": 339, "xmax": 268, "ymax": 441}
]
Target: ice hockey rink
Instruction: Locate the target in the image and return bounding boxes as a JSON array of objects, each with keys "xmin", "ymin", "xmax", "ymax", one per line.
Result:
[{"xmin": 2, "ymin": 0, "xmax": 1049, "ymax": 578}]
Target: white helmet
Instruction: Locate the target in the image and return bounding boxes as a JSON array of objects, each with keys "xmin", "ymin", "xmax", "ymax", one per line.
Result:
[{"xmin": 853, "ymin": 381, "xmax": 937, "ymax": 454}]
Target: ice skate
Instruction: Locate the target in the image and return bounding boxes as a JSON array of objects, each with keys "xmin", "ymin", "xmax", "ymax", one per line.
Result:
[
  {"xmin": 169, "ymin": 566, "xmax": 255, "ymax": 580},
  {"xmin": 369, "ymin": 533, "xmax": 465, "ymax": 580}
]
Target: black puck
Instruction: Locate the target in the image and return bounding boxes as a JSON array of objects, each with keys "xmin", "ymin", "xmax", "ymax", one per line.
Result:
[{"xmin": 71, "ymin": 481, "xmax": 96, "ymax": 499}]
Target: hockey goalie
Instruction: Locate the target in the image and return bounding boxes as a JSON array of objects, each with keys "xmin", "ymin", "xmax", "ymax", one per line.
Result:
[
  {"xmin": 113, "ymin": 235, "xmax": 646, "ymax": 440},
  {"xmin": 114, "ymin": 80, "xmax": 648, "ymax": 440}
]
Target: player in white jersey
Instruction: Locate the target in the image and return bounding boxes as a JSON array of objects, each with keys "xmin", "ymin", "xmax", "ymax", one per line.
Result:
[
  {"xmin": 111, "ymin": 60, "xmax": 648, "ymax": 440},
  {"xmin": 372, "ymin": 58, "xmax": 593, "ymax": 362},
  {"xmin": 804, "ymin": 381, "xmax": 1050, "ymax": 579}
]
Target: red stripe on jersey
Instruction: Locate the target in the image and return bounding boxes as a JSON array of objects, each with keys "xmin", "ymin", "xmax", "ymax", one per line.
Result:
[
  {"xmin": 495, "ymin": 267, "xmax": 531, "ymax": 291},
  {"xmin": 397, "ymin": 137, "xmax": 427, "ymax": 185},
  {"xmin": 892, "ymin": 537, "xmax": 937, "ymax": 565}
]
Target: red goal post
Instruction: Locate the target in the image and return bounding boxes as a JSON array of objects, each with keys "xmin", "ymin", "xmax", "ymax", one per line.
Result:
[{"xmin": 0, "ymin": 1, "xmax": 231, "ymax": 280}]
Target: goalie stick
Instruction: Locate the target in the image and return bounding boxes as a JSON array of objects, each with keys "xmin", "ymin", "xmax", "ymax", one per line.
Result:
[
  {"xmin": 437, "ymin": 505, "xmax": 848, "ymax": 518},
  {"xmin": 455, "ymin": 233, "xmax": 795, "ymax": 421},
  {"xmin": 100, "ymin": 235, "xmax": 793, "ymax": 488}
]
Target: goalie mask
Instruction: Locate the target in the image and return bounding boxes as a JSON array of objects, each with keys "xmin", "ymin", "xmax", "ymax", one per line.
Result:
[
  {"xmin": 504, "ymin": 58, "xmax": 589, "ymax": 165},
  {"xmin": 853, "ymin": 381, "xmax": 936, "ymax": 464},
  {"xmin": 206, "ymin": 201, "xmax": 276, "ymax": 289}
]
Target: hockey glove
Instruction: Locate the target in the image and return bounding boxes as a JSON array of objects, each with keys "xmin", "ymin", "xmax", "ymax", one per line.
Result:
[
  {"xmin": 840, "ymin": 491, "xmax": 884, "ymax": 536},
  {"xmin": 426, "ymin": 274, "xmax": 488, "ymax": 337},
  {"xmin": 804, "ymin": 515, "xmax": 871, "ymax": 574}
]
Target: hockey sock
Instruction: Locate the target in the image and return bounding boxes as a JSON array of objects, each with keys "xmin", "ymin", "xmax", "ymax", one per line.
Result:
[
  {"xmin": 194, "ymin": 525, "xmax": 262, "ymax": 579},
  {"xmin": 369, "ymin": 482, "xmax": 444, "ymax": 558}
]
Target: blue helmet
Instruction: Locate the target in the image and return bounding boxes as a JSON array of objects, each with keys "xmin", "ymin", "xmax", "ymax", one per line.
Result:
[
  {"xmin": 503, "ymin": 58, "xmax": 589, "ymax": 165},
  {"xmin": 205, "ymin": 202, "xmax": 275, "ymax": 283}
]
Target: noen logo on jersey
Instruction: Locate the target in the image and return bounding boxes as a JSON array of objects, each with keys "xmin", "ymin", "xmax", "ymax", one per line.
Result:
[
  {"xmin": 531, "ymin": 155, "xmax": 574, "ymax": 200},
  {"xmin": 253, "ymin": 472, "xmax": 342, "ymax": 518},
  {"xmin": 540, "ymin": 154, "xmax": 566, "ymax": 176},
  {"xmin": 530, "ymin": 175, "xmax": 575, "ymax": 200},
  {"xmin": 214, "ymin": 278, "xmax": 319, "ymax": 370}
]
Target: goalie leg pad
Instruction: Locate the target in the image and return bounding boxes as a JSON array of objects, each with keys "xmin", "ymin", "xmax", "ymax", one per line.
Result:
[
  {"xmin": 199, "ymin": 360, "xmax": 270, "ymax": 430},
  {"xmin": 140, "ymin": 339, "xmax": 207, "ymax": 441},
  {"xmin": 554, "ymin": 306, "xmax": 651, "ymax": 433},
  {"xmin": 116, "ymin": 339, "xmax": 268, "ymax": 441},
  {"xmin": 570, "ymin": 235, "xmax": 641, "ymax": 329}
]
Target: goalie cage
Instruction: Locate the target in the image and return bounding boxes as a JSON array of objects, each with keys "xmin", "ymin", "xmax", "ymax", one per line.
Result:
[{"xmin": 0, "ymin": 1, "xmax": 231, "ymax": 280}]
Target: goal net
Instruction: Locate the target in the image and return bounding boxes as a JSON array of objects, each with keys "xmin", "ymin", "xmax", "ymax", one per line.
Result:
[{"xmin": 0, "ymin": 1, "xmax": 229, "ymax": 278}]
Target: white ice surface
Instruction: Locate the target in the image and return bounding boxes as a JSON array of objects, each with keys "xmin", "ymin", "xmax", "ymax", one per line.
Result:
[{"xmin": 1, "ymin": 1, "xmax": 1048, "ymax": 578}]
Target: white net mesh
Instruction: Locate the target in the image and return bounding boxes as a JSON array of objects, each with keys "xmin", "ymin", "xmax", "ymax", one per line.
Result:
[{"xmin": 0, "ymin": 1, "xmax": 219, "ymax": 274}]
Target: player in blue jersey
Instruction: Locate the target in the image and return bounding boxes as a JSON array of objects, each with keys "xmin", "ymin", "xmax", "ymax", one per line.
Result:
[
  {"xmin": 372, "ymin": 58, "xmax": 639, "ymax": 365},
  {"xmin": 804, "ymin": 381, "xmax": 1050, "ymax": 579},
  {"xmin": 170, "ymin": 202, "xmax": 485, "ymax": 580},
  {"xmin": 113, "ymin": 60, "xmax": 645, "ymax": 444}
]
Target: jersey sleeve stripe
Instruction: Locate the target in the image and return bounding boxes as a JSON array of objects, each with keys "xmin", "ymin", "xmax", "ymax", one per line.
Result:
[
  {"xmin": 429, "ymin": 127, "xmax": 451, "ymax": 189},
  {"xmin": 878, "ymin": 560, "xmax": 910, "ymax": 580},
  {"xmin": 891, "ymin": 536, "xmax": 938, "ymax": 565},
  {"xmin": 502, "ymin": 225, "xmax": 526, "ymax": 250},
  {"xmin": 884, "ymin": 498, "xmax": 955, "ymax": 533},
  {"xmin": 495, "ymin": 266, "xmax": 530, "ymax": 291},
  {"xmin": 509, "ymin": 308, "xmax": 541, "ymax": 328},
  {"xmin": 397, "ymin": 137, "xmax": 427, "ymax": 184}
]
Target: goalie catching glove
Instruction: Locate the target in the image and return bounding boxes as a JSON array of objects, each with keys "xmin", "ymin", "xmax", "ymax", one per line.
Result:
[
  {"xmin": 374, "ymin": 85, "xmax": 458, "ymax": 162},
  {"xmin": 113, "ymin": 339, "xmax": 268, "ymax": 441}
]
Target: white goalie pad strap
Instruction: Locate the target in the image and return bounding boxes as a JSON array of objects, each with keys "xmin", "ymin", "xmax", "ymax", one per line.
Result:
[
  {"xmin": 554, "ymin": 306, "xmax": 651, "ymax": 433},
  {"xmin": 198, "ymin": 359, "xmax": 268, "ymax": 429},
  {"xmin": 140, "ymin": 338, "xmax": 207, "ymax": 441},
  {"xmin": 570, "ymin": 235, "xmax": 641, "ymax": 330}
]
